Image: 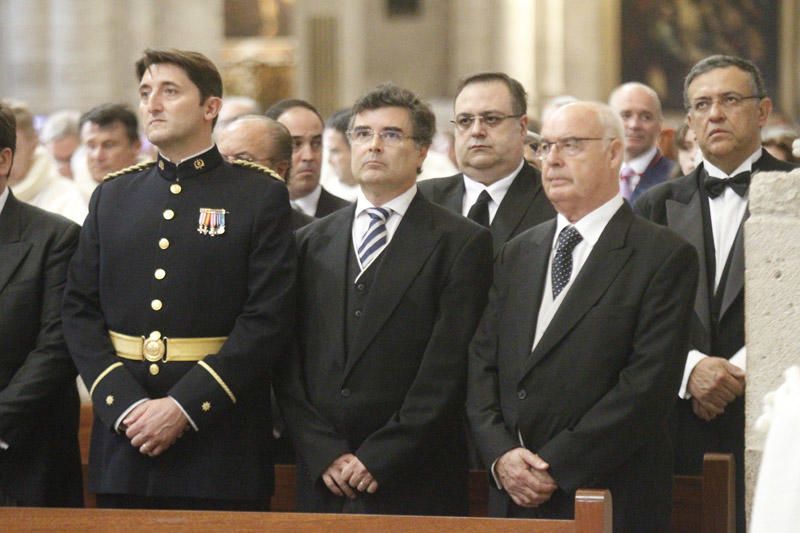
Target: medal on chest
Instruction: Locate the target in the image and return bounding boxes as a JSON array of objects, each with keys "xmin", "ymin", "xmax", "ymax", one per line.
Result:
[{"xmin": 197, "ymin": 208, "xmax": 227, "ymax": 236}]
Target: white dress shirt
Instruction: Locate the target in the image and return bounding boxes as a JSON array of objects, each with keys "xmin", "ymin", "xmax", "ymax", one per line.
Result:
[
  {"xmin": 352, "ymin": 184, "xmax": 417, "ymax": 277},
  {"xmin": 532, "ymin": 195, "xmax": 625, "ymax": 351},
  {"xmin": 620, "ymin": 145, "xmax": 658, "ymax": 192},
  {"xmin": 461, "ymin": 160, "xmax": 523, "ymax": 224},
  {"xmin": 0, "ymin": 185, "xmax": 9, "ymax": 216},
  {"xmin": 677, "ymin": 149, "xmax": 759, "ymax": 398},
  {"xmin": 291, "ymin": 184, "xmax": 322, "ymax": 217}
]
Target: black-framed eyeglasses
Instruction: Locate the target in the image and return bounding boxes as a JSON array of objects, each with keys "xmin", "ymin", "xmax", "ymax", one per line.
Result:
[
  {"xmin": 536, "ymin": 137, "xmax": 616, "ymax": 159},
  {"xmin": 687, "ymin": 93, "xmax": 764, "ymax": 114},
  {"xmin": 450, "ymin": 113, "xmax": 523, "ymax": 131}
]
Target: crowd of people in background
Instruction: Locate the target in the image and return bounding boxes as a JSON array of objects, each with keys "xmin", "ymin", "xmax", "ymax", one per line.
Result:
[{"xmin": 2, "ymin": 48, "xmax": 799, "ymax": 533}]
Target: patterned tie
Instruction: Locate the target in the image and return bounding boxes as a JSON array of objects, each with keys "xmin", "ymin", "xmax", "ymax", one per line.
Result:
[
  {"xmin": 619, "ymin": 165, "xmax": 637, "ymax": 201},
  {"xmin": 704, "ymin": 171, "xmax": 751, "ymax": 198},
  {"xmin": 467, "ymin": 190, "xmax": 492, "ymax": 227},
  {"xmin": 551, "ymin": 225, "xmax": 583, "ymax": 298},
  {"xmin": 358, "ymin": 207, "xmax": 391, "ymax": 269}
]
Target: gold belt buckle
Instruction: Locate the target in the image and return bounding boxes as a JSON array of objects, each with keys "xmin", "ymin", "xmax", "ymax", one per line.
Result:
[{"xmin": 143, "ymin": 333, "xmax": 166, "ymax": 362}]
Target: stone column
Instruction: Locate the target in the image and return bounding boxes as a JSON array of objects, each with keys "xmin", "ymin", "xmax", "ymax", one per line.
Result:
[{"xmin": 745, "ymin": 169, "xmax": 800, "ymax": 523}]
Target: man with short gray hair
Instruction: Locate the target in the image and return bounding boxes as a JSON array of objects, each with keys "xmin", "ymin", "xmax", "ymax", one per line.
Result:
[{"xmin": 469, "ymin": 101, "xmax": 697, "ymax": 531}]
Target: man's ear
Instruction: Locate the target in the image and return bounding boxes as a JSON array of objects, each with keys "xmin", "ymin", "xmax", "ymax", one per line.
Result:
[
  {"xmin": 204, "ymin": 96, "xmax": 223, "ymax": 123},
  {"xmin": 0, "ymin": 147, "xmax": 13, "ymax": 179}
]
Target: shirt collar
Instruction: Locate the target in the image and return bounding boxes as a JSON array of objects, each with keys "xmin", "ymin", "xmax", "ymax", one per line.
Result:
[
  {"xmin": 0, "ymin": 185, "xmax": 9, "ymax": 217},
  {"xmin": 554, "ymin": 194, "xmax": 624, "ymax": 250},
  {"xmin": 291, "ymin": 184, "xmax": 322, "ymax": 215},
  {"xmin": 156, "ymin": 144, "xmax": 222, "ymax": 181},
  {"xmin": 703, "ymin": 147, "xmax": 763, "ymax": 179},
  {"xmin": 462, "ymin": 159, "xmax": 524, "ymax": 202},
  {"xmin": 355, "ymin": 183, "xmax": 417, "ymax": 218},
  {"xmin": 624, "ymin": 145, "xmax": 658, "ymax": 175}
]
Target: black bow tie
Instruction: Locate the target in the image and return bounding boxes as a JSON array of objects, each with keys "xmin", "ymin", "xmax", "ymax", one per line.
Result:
[{"xmin": 704, "ymin": 171, "xmax": 751, "ymax": 198}]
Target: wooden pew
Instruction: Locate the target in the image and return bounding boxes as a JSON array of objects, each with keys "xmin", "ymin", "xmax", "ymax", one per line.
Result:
[
  {"xmin": 671, "ymin": 453, "xmax": 735, "ymax": 533},
  {"xmin": 0, "ymin": 490, "xmax": 611, "ymax": 532}
]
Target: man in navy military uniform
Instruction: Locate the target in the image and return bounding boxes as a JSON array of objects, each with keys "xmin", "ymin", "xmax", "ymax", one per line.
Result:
[{"xmin": 62, "ymin": 49, "xmax": 295, "ymax": 510}]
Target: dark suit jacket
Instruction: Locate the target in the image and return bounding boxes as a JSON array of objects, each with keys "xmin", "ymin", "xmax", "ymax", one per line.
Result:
[
  {"xmin": 628, "ymin": 149, "xmax": 675, "ymax": 205},
  {"xmin": 62, "ymin": 148, "xmax": 296, "ymax": 501},
  {"xmin": 0, "ymin": 191, "xmax": 82, "ymax": 507},
  {"xmin": 278, "ymin": 192, "xmax": 493, "ymax": 515},
  {"xmin": 467, "ymin": 203, "xmax": 698, "ymax": 532},
  {"xmin": 314, "ymin": 187, "xmax": 350, "ymax": 218},
  {"xmin": 634, "ymin": 151, "xmax": 796, "ymax": 531},
  {"xmin": 417, "ymin": 162, "xmax": 555, "ymax": 256}
]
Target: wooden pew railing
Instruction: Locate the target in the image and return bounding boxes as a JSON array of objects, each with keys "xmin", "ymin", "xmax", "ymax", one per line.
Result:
[
  {"xmin": 79, "ymin": 406, "xmax": 732, "ymax": 532},
  {"xmin": 671, "ymin": 453, "xmax": 735, "ymax": 533}
]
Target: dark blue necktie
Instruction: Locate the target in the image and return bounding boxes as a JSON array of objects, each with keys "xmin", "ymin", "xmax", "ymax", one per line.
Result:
[{"xmin": 552, "ymin": 225, "xmax": 583, "ymax": 298}]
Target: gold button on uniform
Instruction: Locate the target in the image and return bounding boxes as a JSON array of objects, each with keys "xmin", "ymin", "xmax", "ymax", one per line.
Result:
[
  {"xmin": 106, "ymin": 395, "xmax": 114, "ymax": 405},
  {"xmin": 170, "ymin": 183, "xmax": 182, "ymax": 194},
  {"xmin": 149, "ymin": 331, "xmax": 161, "ymax": 340},
  {"xmin": 149, "ymin": 364, "xmax": 160, "ymax": 376},
  {"xmin": 159, "ymin": 238, "xmax": 170, "ymax": 250},
  {"xmin": 151, "ymin": 299, "xmax": 163, "ymax": 311},
  {"xmin": 163, "ymin": 209, "xmax": 175, "ymax": 220},
  {"xmin": 154, "ymin": 268, "xmax": 166, "ymax": 280},
  {"xmin": 202, "ymin": 401, "xmax": 211, "ymax": 412}
]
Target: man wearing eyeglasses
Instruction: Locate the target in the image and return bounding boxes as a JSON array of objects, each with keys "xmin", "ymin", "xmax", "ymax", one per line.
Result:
[
  {"xmin": 468, "ymin": 101, "xmax": 698, "ymax": 532},
  {"xmin": 277, "ymin": 83, "xmax": 493, "ymax": 516},
  {"xmin": 609, "ymin": 82, "xmax": 675, "ymax": 203},
  {"xmin": 418, "ymin": 72, "xmax": 555, "ymax": 256},
  {"xmin": 635, "ymin": 55, "xmax": 796, "ymax": 532}
]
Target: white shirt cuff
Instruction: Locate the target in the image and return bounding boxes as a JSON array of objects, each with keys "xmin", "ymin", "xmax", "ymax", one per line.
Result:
[
  {"xmin": 114, "ymin": 398, "xmax": 148, "ymax": 433},
  {"xmin": 0, "ymin": 438, "xmax": 8, "ymax": 450},
  {"xmin": 679, "ymin": 350, "xmax": 708, "ymax": 399},
  {"xmin": 729, "ymin": 346, "xmax": 746, "ymax": 371},
  {"xmin": 169, "ymin": 396, "xmax": 198, "ymax": 432},
  {"xmin": 490, "ymin": 458, "xmax": 503, "ymax": 490}
]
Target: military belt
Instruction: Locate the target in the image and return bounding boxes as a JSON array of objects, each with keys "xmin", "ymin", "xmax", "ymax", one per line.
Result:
[{"xmin": 109, "ymin": 330, "xmax": 227, "ymax": 363}]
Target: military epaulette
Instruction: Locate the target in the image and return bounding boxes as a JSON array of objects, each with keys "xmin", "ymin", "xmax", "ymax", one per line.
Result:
[
  {"xmin": 103, "ymin": 160, "xmax": 156, "ymax": 181},
  {"xmin": 231, "ymin": 159, "xmax": 285, "ymax": 182}
]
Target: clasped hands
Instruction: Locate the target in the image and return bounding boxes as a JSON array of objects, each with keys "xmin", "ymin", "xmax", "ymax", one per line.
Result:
[
  {"xmin": 496, "ymin": 448, "xmax": 557, "ymax": 508},
  {"xmin": 122, "ymin": 398, "xmax": 189, "ymax": 458},
  {"xmin": 688, "ymin": 357, "xmax": 745, "ymax": 421},
  {"xmin": 322, "ymin": 453, "xmax": 379, "ymax": 499}
]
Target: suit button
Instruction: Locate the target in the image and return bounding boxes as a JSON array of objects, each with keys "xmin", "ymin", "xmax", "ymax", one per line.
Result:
[
  {"xmin": 518, "ymin": 389, "xmax": 527, "ymax": 400},
  {"xmin": 340, "ymin": 388, "xmax": 351, "ymax": 397},
  {"xmin": 353, "ymin": 309, "xmax": 362, "ymax": 318},
  {"xmin": 159, "ymin": 238, "xmax": 170, "ymax": 250},
  {"xmin": 356, "ymin": 283, "xmax": 365, "ymax": 292},
  {"xmin": 163, "ymin": 209, "xmax": 175, "ymax": 220}
]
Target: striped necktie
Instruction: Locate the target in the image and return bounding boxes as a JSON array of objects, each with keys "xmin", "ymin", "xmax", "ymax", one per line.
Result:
[{"xmin": 358, "ymin": 207, "xmax": 391, "ymax": 269}]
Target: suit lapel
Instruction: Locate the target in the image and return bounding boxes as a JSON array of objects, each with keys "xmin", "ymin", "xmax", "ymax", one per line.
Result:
[
  {"xmin": 664, "ymin": 170, "xmax": 711, "ymax": 336},
  {"xmin": 437, "ymin": 176, "xmax": 464, "ymax": 213},
  {"xmin": 0, "ymin": 192, "xmax": 32, "ymax": 294},
  {"xmin": 344, "ymin": 194, "xmax": 442, "ymax": 378},
  {"xmin": 311, "ymin": 207, "xmax": 353, "ymax": 365},
  {"xmin": 521, "ymin": 205, "xmax": 633, "ymax": 380},
  {"xmin": 491, "ymin": 165, "xmax": 540, "ymax": 256},
  {"xmin": 506, "ymin": 222, "xmax": 553, "ymax": 377}
]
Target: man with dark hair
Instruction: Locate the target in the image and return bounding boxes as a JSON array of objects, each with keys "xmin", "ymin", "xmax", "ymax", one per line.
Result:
[
  {"xmin": 80, "ymin": 103, "xmax": 142, "ymax": 184},
  {"xmin": 469, "ymin": 101, "xmax": 698, "ymax": 531},
  {"xmin": 277, "ymin": 83, "xmax": 493, "ymax": 516},
  {"xmin": 266, "ymin": 99, "xmax": 349, "ymax": 217},
  {"xmin": 609, "ymin": 82, "xmax": 675, "ymax": 203},
  {"xmin": 418, "ymin": 72, "xmax": 554, "ymax": 257},
  {"xmin": 62, "ymin": 48, "xmax": 296, "ymax": 510},
  {"xmin": 0, "ymin": 103, "xmax": 83, "ymax": 507},
  {"xmin": 217, "ymin": 115, "xmax": 313, "ymax": 230},
  {"xmin": 635, "ymin": 54, "xmax": 797, "ymax": 531},
  {"xmin": 324, "ymin": 108, "xmax": 359, "ymax": 201}
]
